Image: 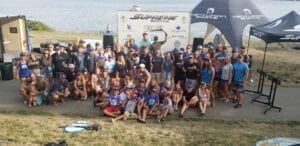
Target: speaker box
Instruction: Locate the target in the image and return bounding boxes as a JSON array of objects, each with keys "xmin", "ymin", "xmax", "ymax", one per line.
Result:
[
  {"xmin": 192, "ymin": 38, "xmax": 204, "ymax": 52},
  {"xmin": 103, "ymin": 35, "xmax": 114, "ymax": 50}
]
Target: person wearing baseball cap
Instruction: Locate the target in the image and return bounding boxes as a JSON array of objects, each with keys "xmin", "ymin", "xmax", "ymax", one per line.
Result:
[
  {"xmin": 173, "ymin": 51, "xmax": 185, "ymax": 84},
  {"xmin": 183, "ymin": 53, "xmax": 198, "ymax": 90},
  {"xmin": 84, "ymin": 43, "xmax": 96, "ymax": 74},
  {"xmin": 151, "ymin": 29, "xmax": 167, "ymax": 55},
  {"xmin": 48, "ymin": 73, "xmax": 70, "ymax": 105},
  {"xmin": 138, "ymin": 86, "xmax": 160, "ymax": 123},
  {"xmin": 201, "ymin": 56, "xmax": 215, "ymax": 107},
  {"xmin": 180, "ymin": 81, "xmax": 198, "ymax": 117},
  {"xmin": 232, "ymin": 53, "xmax": 249, "ymax": 109},
  {"xmin": 18, "ymin": 52, "xmax": 31, "ymax": 83},
  {"xmin": 151, "ymin": 49, "xmax": 164, "ymax": 83},
  {"xmin": 137, "ymin": 63, "xmax": 151, "ymax": 87}
]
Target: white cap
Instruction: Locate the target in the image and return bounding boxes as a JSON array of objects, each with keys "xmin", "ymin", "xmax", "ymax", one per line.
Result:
[
  {"xmin": 139, "ymin": 63, "xmax": 145, "ymax": 68},
  {"xmin": 68, "ymin": 64, "xmax": 75, "ymax": 69}
]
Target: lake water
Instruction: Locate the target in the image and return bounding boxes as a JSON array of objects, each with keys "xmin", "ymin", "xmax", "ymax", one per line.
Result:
[{"xmin": 0, "ymin": 0, "xmax": 299, "ymax": 36}]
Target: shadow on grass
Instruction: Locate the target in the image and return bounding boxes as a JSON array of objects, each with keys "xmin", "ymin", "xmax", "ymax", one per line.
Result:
[{"xmin": 0, "ymin": 109, "xmax": 54, "ymax": 116}]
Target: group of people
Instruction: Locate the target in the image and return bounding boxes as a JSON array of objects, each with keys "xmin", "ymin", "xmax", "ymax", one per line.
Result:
[{"xmin": 18, "ymin": 32, "xmax": 252, "ymax": 123}]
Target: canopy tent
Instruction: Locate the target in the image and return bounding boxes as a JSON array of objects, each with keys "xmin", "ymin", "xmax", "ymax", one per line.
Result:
[
  {"xmin": 191, "ymin": 0, "xmax": 268, "ymax": 49},
  {"xmin": 248, "ymin": 11, "xmax": 300, "ymax": 70}
]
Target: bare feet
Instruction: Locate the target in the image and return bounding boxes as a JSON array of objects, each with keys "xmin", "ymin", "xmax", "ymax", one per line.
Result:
[{"xmin": 111, "ymin": 119, "xmax": 115, "ymax": 123}]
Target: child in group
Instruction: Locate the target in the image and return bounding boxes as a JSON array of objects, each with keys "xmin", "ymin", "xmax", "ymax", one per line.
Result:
[
  {"xmin": 172, "ymin": 82, "xmax": 183, "ymax": 110},
  {"xmin": 20, "ymin": 79, "xmax": 31, "ymax": 104},
  {"xmin": 111, "ymin": 92, "xmax": 138, "ymax": 123},
  {"xmin": 138, "ymin": 87, "xmax": 160, "ymax": 123},
  {"xmin": 157, "ymin": 92, "xmax": 173, "ymax": 123},
  {"xmin": 28, "ymin": 84, "xmax": 39, "ymax": 107},
  {"xmin": 103, "ymin": 87, "xmax": 122, "ymax": 117},
  {"xmin": 198, "ymin": 82, "xmax": 210, "ymax": 116},
  {"xmin": 136, "ymin": 81, "xmax": 146, "ymax": 119}
]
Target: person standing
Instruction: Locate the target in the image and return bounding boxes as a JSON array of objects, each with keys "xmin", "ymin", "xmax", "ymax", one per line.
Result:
[
  {"xmin": 52, "ymin": 46, "xmax": 67, "ymax": 78},
  {"xmin": 139, "ymin": 47, "xmax": 151, "ymax": 72},
  {"xmin": 76, "ymin": 46, "xmax": 86, "ymax": 73},
  {"xmin": 221, "ymin": 56, "xmax": 233, "ymax": 103},
  {"xmin": 151, "ymin": 30, "xmax": 167, "ymax": 55},
  {"xmin": 29, "ymin": 52, "xmax": 41, "ymax": 81},
  {"xmin": 84, "ymin": 46, "xmax": 96, "ymax": 74},
  {"xmin": 115, "ymin": 55, "xmax": 128, "ymax": 78},
  {"xmin": 201, "ymin": 57, "xmax": 215, "ymax": 107},
  {"xmin": 17, "ymin": 52, "xmax": 31, "ymax": 84},
  {"xmin": 183, "ymin": 55, "xmax": 199, "ymax": 89},
  {"xmin": 150, "ymin": 50, "xmax": 163, "ymax": 82},
  {"xmin": 173, "ymin": 52, "xmax": 185, "ymax": 84},
  {"xmin": 162, "ymin": 53, "xmax": 173, "ymax": 82},
  {"xmin": 40, "ymin": 50, "xmax": 53, "ymax": 91},
  {"xmin": 139, "ymin": 33, "xmax": 152, "ymax": 54},
  {"xmin": 232, "ymin": 54, "xmax": 249, "ymax": 108},
  {"xmin": 239, "ymin": 46, "xmax": 253, "ymax": 83}
]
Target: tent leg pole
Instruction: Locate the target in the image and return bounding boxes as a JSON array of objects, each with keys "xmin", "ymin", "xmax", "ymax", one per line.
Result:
[
  {"xmin": 261, "ymin": 43, "xmax": 268, "ymax": 71},
  {"xmin": 247, "ymin": 35, "xmax": 251, "ymax": 54}
]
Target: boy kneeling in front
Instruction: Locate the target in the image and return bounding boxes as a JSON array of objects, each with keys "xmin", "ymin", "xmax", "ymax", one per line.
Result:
[{"xmin": 48, "ymin": 73, "xmax": 70, "ymax": 105}]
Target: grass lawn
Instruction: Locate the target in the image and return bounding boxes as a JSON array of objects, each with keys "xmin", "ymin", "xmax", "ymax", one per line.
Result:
[{"xmin": 0, "ymin": 113, "xmax": 299, "ymax": 146}]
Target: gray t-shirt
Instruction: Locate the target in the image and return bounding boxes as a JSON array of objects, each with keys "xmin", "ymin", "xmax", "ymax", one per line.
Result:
[
  {"xmin": 125, "ymin": 100, "xmax": 137, "ymax": 113},
  {"xmin": 221, "ymin": 63, "xmax": 233, "ymax": 80}
]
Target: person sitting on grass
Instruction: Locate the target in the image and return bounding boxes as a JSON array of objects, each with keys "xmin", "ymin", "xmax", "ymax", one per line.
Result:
[
  {"xmin": 111, "ymin": 92, "xmax": 138, "ymax": 123},
  {"xmin": 180, "ymin": 82, "xmax": 198, "ymax": 117},
  {"xmin": 172, "ymin": 82, "xmax": 183, "ymax": 111},
  {"xmin": 82, "ymin": 68, "xmax": 93, "ymax": 98},
  {"xmin": 93, "ymin": 71, "xmax": 110, "ymax": 107},
  {"xmin": 73, "ymin": 72, "xmax": 87, "ymax": 100},
  {"xmin": 103, "ymin": 87, "xmax": 122, "ymax": 118},
  {"xmin": 48, "ymin": 73, "xmax": 70, "ymax": 106},
  {"xmin": 138, "ymin": 87, "xmax": 160, "ymax": 123},
  {"xmin": 120, "ymin": 84, "xmax": 136, "ymax": 110},
  {"xmin": 157, "ymin": 92, "xmax": 173, "ymax": 123},
  {"xmin": 27, "ymin": 84, "xmax": 39, "ymax": 107},
  {"xmin": 198, "ymin": 82, "xmax": 210, "ymax": 116},
  {"xmin": 160, "ymin": 80, "xmax": 173, "ymax": 102}
]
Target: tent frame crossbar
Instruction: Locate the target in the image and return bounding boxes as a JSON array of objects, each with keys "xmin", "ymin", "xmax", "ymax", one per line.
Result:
[{"xmin": 245, "ymin": 33, "xmax": 282, "ymax": 114}]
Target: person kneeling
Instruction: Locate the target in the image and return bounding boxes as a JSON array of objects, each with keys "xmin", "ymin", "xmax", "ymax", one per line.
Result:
[
  {"xmin": 103, "ymin": 87, "xmax": 122, "ymax": 118},
  {"xmin": 111, "ymin": 92, "xmax": 138, "ymax": 123},
  {"xmin": 48, "ymin": 73, "xmax": 70, "ymax": 105}
]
